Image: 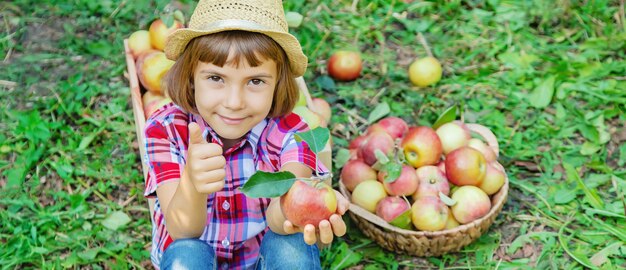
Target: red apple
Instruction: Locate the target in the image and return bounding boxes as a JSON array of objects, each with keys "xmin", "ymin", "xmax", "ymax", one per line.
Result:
[
  {"xmin": 468, "ymin": 138, "xmax": 497, "ymax": 163},
  {"xmin": 351, "ymin": 180, "xmax": 387, "ymax": 213},
  {"xmin": 327, "ymin": 50, "xmax": 362, "ymax": 81},
  {"xmin": 377, "ymin": 164, "xmax": 419, "ymax": 196},
  {"xmin": 375, "ymin": 196, "xmax": 411, "ymax": 223},
  {"xmin": 143, "ymin": 91, "xmax": 172, "ymax": 118},
  {"xmin": 478, "ymin": 162, "xmax": 506, "ymax": 195},
  {"xmin": 149, "ymin": 19, "xmax": 184, "ymax": 51},
  {"xmin": 311, "ymin": 98, "xmax": 331, "ymax": 123},
  {"xmin": 128, "ymin": 30, "xmax": 153, "ymax": 59},
  {"xmin": 377, "ymin": 117, "xmax": 409, "ymax": 140},
  {"xmin": 359, "ymin": 130, "xmax": 395, "ymax": 166},
  {"xmin": 349, "ymin": 134, "xmax": 367, "ymax": 150},
  {"xmin": 445, "ymin": 146, "xmax": 487, "ymax": 186},
  {"xmin": 280, "ymin": 180, "xmax": 337, "ymax": 227},
  {"xmin": 408, "ymin": 56, "xmax": 442, "ymax": 87},
  {"xmin": 136, "ymin": 50, "xmax": 175, "ymax": 94},
  {"xmin": 450, "ymin": 186, "xmax": 491, "ymax": 224},
  {"xmin": 436, "ymin": 161, "xmax": 446, "ymax": 174},
  {"xmin": 340, "ymin": 159, "xmax": 377, "ymax": 192},
  {"xmin": 401, "ymin": 126, "xmax": 443, "ymax": 168},
  {"xmin": 412, "ymin": 165, "xmax": 450, "ymax": 199},
  {"xmin": 436, "ymin": 121, "xmax": 471, "ymax": 154},
  {"xmin": 411, "ymin": 196, "xmax": 448, "ymax": 231}
]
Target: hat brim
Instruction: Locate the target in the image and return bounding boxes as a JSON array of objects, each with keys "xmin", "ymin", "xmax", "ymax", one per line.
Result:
[{"xmin": 164, "ymin": 22, "xmax": 307, "ymax": 77}]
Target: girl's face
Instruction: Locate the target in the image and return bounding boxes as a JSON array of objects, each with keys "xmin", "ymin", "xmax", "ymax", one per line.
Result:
[{"xmin": 193, "ymin": 53, "xmax": 277, "ymax": 148}]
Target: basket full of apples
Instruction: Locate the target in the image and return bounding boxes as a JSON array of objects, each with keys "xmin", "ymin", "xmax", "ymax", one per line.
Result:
[{"xmin": 339, "ymin": 111, "xmax": 508, "ymax": 257}]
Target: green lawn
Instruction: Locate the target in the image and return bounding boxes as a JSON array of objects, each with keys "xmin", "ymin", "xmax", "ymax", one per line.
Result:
[{"xmin": 1, "ymin": 0, "xmax": 625, "ymax": 269}]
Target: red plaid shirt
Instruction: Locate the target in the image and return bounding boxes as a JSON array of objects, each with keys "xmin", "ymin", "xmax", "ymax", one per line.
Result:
[{"xmin": 143, "ymin": 103, "xmax": 322, "ymax": 269}]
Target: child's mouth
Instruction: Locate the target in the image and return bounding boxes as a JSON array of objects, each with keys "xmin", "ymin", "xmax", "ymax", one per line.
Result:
[{"xmin": 219, "ymin": 115, "xmax": 246, "ymax": 125}]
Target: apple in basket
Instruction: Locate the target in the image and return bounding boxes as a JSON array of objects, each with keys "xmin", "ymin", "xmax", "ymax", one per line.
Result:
[
  {"xmin": 142, "ymin": 91, "xmax": 172, "ymax": 119},
  {"xmin": 136, "ymin": 50, "xmax": 175, "ymax": 95},
  {"xmin": 412, "ymin": 165, "xmax": 450, "ymax": 199},
  {"xmin": 340, "ymin": 159, "xmax": 377, "ymax": 192},
  {"xmin": 445, "ymin": 146, "xmax": 487, "ymax": 186},
  {"xmin": 359, "ymin": 130, "xmax": 395, "ymax": 166},
  {"xmin": 411, "ymin": 195, "xmax": 448, "ymax": 231},
  {"xmin": 468, "ymin": 138, "xmax": 497, "ymax": 163},
  {"xmin": 401, "ymin": 126, "xmax": 442, "ymax": 168},
  {"xmin": 128, "ymin": 30, "xmax": 153, "ymax": 60},
  {"xmin": 149, "ymin": 18, "xmax": 184, "ymax": 51},
  {"xmin": 280, "ymin": 180, "xmax": 337, "ymax": 227},
  {"xmin": 377, "ymin": 164, "xmax": 418, "ymax": 196},
  {"xmin": 375, "ymin": 116, "xmax": 409, "ymax": 140},
  {"xmin": 311, "ymin": 97, "xmax": 331, "ymax": 124},
  {"xmin": 450, "ymin": 186, "xmax": 491, "ymax": 224},
  {"xmin": 436, "ymin": 121, "xmax": 471, "ymax": 154},
  {"xmin": 351, "ymin": 180, "xmax": 387, "ymax": 213},
  {"xmin": 376, "ymin": 196, "xmax": 411, "ymax": 229},
  {"xmin": 478, "ymin": 162, "xmax": 506, "ymax": 195}
]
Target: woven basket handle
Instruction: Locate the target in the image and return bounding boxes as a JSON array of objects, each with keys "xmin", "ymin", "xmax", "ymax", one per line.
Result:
[{"xmin": 466, "ymin": 123, "xmax": 499, "ymax": 157}]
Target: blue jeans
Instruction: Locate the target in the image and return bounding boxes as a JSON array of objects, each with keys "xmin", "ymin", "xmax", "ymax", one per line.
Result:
[{"xmin": 160, "ymin": 230, "xmax": 321, "ymax": 270}]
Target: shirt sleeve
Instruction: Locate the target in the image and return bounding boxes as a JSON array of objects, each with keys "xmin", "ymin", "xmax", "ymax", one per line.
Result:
[
  {"xmin": 143, "ymin": 117, "xmax": 188, "ymax": 198},
  {"xmin": 276, "ymin": 113, "xmax": 328, "ymax": 174}
]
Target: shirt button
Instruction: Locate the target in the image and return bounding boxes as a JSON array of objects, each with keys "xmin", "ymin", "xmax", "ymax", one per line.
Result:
[
  {"xmin": 222, "ymin": 200, "xmax": 230, "ymax": 211},
  {"xmin": 222, "ymin": 238, "xmax": 230, "ymax": 248},
  {"xmin": 221, "ymin": 263, "xmax": 229, "ymax": 270}
]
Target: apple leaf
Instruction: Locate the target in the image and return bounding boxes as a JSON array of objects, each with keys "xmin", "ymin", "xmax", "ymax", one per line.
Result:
[
  {"xmin": 101, "ymin": 211, "xmax": 131, "ymax": 231},
  {"xmin": 374, "ymin": 149, "xmax": 390, "ymax": 165},
  {"xmin": 432, "ymin": 105, "xmax": 458, "ymax": 129},
  {"xmin": 367, "ymin": 102, "xmax": 390, "ymax": 124},
  {"xmin": 294, "ymin": 127, "xmax": 329, "ymax": 154},
  {"xmin": 334, "ymin": 148, "xmax": 351, "ymax": 169},
  {"xmin": 527, "ymin": 75, "xmax": 556, "ymax": 108},
  {"xmin": 389, "ymin": 209, "xmax": 413, "ymax": 229},
  {"xmin": 382, "ymin": 162, "xmax": 402, "ymax": 183},
  {"xmin": 285, "ymin": 11, "xmax": 304, "ymax": 28},
  {"xmin": 239, "ymin": 171, "xmax": 296, "ymax": 198},
  {"xmin": 439, "ymin": 191, "xmax": 456, "ymax": 206}
]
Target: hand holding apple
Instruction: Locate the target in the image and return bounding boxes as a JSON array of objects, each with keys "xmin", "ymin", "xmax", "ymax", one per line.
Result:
[{"xmin": 280, "ymin": 180, "xmax": 337, "ymax": 228}]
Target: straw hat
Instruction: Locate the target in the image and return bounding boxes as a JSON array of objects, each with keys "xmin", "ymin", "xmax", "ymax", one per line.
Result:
[{"xmin": 164, "ymin": 0, "xmax": 307, "ymax": 76}]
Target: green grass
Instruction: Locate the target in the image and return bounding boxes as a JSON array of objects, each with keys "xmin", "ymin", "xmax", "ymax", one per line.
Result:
[{"xmin": 1, "ymin": 0, "xmax": 625, "ymax": 269}]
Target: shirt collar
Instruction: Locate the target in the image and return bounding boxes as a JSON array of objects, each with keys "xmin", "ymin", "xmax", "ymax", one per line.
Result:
[{"xmin": 189, "ymin": 113, "xmax": 267, "ymax": 157}]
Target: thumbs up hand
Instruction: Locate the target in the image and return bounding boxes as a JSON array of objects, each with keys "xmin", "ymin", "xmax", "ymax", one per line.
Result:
[{"xmin": 185, "ymin": 122, "xmax": 226, "ymax": 194}]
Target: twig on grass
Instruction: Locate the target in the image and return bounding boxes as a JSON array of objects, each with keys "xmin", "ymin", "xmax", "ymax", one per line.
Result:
[
  {"xmin": 337, "ymin": 103, "xmax": 368, "ymax": 125},
  {"xmin": 417, "ymin": 32, "xmax": 433, "ymax": 58}
]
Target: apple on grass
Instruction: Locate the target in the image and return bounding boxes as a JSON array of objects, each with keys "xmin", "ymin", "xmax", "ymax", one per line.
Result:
[
  {"xmin": 445, "ymin": 146, "xmax": 487, "ymax": 186},
  {"xmin": 327, "ymin": 50, "xmax": 362, "ymax": 81},
  {"xmin": 411, "ymin": 196, "xmax": 448, "ymax": 231},
  {"xmin": 408, "ymin": 56, "xmax": 442, "ymax": 87},
  {"xmin": 280, "ymin": 180, "xmax": 337, "ymax": 227},
  {"xmin": 359, "ymin": 130, "xmax": 395, "ymax": 166},
  {"xmin": 149, "ymin": 18, "xmax": 184, "ymax": 51},
  {"xmin": 128, "ymin": 30, "xmax": 153, "ymax": 60},
  {"xmin": 351, "ymin": 180, "xmax": 387, "ymax": 213},
  {"xmin": 376, "ymin": 196, "xmax": 412, "ymax": 229},
  {"xmin": 377, "ymin": 164, "xmax": 419, "ymax": 196},
  {"xmin": 401, "ymin": 126, "xmax": 443, "ymax": 168},
  {"xmin": 436, "ymin": 121, "xmax": 471, "ymax": 154},
  {"xmin": 450, "ymin": 186, "xmax": 491, "ymax": 224},
  {"xmin": 136, "ymin": 50, "xmax": 175, "ymax": 95},
  {"xmin": 340, "ymin": 159, "xmax": 377, "ymax": 192},
  {"xmin": 412, "ymin": 165, "xmax": 450, "ymax": 199}
]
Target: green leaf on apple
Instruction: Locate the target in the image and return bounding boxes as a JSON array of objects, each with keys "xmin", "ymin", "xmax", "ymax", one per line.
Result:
[
  {"xmin": 439, "ymin": 191, "xmax": 457, "ymax": 206},
  {"xmin": 432, "ymin": 105, "xmax": 458, "ymax": 130},
  {"xmin": 374, "ymin": 149, "xmax": 390, "ymax": 165},
  {"xmin": 389, "ymin": 209, "xmax": 412, "ymax": 230},
  {"xmin": 294, "ymin": 127, "xmax": 329, "ymax": 154},
  {"xmin": 367, "ymin": 102, "xmax": 390, "ymax": 124},
  {"xmin": 382, "ymin": 162, "xmax": 402, "ymax": 183},
  {"xmin": 239, "ymin": 171, "xmax": 297, "ymax": 198}
]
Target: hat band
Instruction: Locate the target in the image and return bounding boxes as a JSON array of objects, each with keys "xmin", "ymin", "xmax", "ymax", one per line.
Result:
[{"xmin": 197, "ymin": 19, "xmax": 275, "ymax": 32}]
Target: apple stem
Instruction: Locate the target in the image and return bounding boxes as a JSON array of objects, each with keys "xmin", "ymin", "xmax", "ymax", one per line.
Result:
[
  {"xmin": 401, "ymin": 195, "xmax": 411, "ymax": 208},
  {"xmin": 417, "ymin": 32, "xmax": 433, "ymax": 58}
]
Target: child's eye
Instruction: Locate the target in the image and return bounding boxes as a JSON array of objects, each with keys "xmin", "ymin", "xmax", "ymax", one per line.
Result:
[
  {"xmin": 208, "ymin": 76, "xmax": 222, "ymax": 82},
  {"xmin": 249, "ymin": 79, "xmax": 265, "ymax": 86}
]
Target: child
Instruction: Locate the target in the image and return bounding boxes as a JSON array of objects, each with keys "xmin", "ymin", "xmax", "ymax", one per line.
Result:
[{"xmin": 142, "ymin": 0, "xmax": 349, "ymax": 269}]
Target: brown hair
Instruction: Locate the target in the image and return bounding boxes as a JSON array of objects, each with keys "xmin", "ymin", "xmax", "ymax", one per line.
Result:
[{"xmin": 163, "ymin": 31, "xmax": 299, "ymax": 118}]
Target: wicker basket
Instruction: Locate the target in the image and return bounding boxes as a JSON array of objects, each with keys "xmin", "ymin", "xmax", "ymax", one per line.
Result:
[{"xmin": 339, "ymin": 173, "xmax": 508, "ymax": 257}]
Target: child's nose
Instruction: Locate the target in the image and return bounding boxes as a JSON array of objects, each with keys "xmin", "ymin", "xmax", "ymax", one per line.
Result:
[{"xmin": 224, "ymin": 85, "xmax": 245, "ymax": 110}]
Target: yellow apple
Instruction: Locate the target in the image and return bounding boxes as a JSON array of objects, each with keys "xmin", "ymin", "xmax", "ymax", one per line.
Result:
[
  {"xmin": 128, "ymin": 30, "xmax": 153, "ymax": 60},
  {"xmin": 136, "ymin": 50, "xmax": 175, "ymax": 94},
  {"xmin": 408, "ymin": 56, "xmax": 442, "ymax": 87},
  {"xmin": 149, "ymin": 19, "xmax": 184, "ymax": 51}
]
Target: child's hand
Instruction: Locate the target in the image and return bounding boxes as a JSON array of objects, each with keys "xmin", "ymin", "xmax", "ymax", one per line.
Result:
[
  {"xmin": 185, "ymin": 122, "xmax": 226, "ymax": 194},
  {"xmin": 283, "ymin": 190, "xmax": 350, "ymax": 245}
]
